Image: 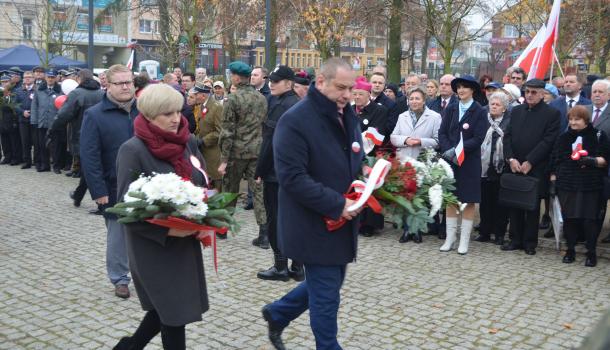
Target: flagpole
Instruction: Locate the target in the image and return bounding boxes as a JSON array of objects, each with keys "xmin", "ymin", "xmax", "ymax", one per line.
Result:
[
  {"xmin": 553, "ymin": 47, "xmax": 565, "ymax": 78},
  {"xmin": 550, "ymin": 45, "xmax": 555, "ymax": 80}
]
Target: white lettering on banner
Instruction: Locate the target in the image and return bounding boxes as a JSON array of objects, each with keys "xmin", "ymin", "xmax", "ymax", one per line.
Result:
[{"xmin": 51, "ymin": 32, "xmax": 127, "ymax": 45}]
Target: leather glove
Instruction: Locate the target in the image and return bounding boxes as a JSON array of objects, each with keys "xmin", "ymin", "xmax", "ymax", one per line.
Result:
[
  {"xmin": 441, "ymin": 148, "xmax": 456, "ymax": 163},
  {"xmin": 549, "ymin": 180, "xmax": 557, "ymax": 196},
  {"xmin": 577, "ymin": 156, "xmax": 597, "ymax": 168}
]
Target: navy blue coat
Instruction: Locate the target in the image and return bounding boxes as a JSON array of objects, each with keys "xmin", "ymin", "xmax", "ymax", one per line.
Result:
[
  {"xmin": 427, "ymin": 95, "xmax": 458, "ymax": 115},
  {"xmin": 549, "ymin": 95, "xmax": 591, "ymax": 132},
  {"xmin": 80, "ymin": 94, "xmax": 138, "ymax": 217},
  {"xmin": 15, "ymin": 85, "xmax": 35, "ymax": 124},
  {"xmin": 273, "ymin": 84, "xmax": 364, "ymax": 265},
  {"xmin": 439, "ymin": 100, "xmax": 488, "ymax": 203}
]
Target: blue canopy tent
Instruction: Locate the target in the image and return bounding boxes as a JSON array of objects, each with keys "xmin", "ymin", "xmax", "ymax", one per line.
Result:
[{"xmin": 0, "ymin": 44, "xmax": 87, "ymax": 70}]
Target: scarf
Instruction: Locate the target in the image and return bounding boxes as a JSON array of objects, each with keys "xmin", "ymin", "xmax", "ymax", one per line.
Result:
[
  {"xmin": 458, "ymin": 99, "xmax": 473, "ymax": 121},
  {"xmin": 134, "ymin": 114, "xmax": 192, "ymax": 179},
  {"xmin": 409, "ymin": 109, "xmax": 424, "ymax": 128},
  {"xmin": 106, "ymin": 92, "xmax": 135, "ymax": 114},
  {"xmin": 193, "ymin": 103, "xmax": 202, "ymax": 135},
  {"xmin": 481, "ymin": 113, "xmax": 504, "ymax": 177}
]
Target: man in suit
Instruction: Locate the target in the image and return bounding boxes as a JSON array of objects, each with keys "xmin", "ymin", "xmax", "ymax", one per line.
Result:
[
  {"xmin": 370, "ymin": 72, "xmax": 399, "ymax": 134},
  {"xmin": 549, "ymin": 74, "xmax": 592, "ymax": 132},
  {"xmin": 588, "ymin": 79, "xmax": 610, "ymax": 244},
  {"xmin": 261, "ymin": 58, "xmax": 363, "ymax": 350},
  {"xmin": 427, "ymin": 74, "xmax": 458, "ymax": 114},
  {"xmin": 502, "ymin": 79, "xmax": 560, "ymax": 255}
]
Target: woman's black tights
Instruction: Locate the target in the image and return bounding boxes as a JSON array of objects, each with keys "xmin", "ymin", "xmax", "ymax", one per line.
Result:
[
  {"xmin": 563, "ymin": 218, "xmax": 599, "ymax": 256},
  {"xmin": 129, "ymin": 310, "xmax": 185, "ymax": 350}
]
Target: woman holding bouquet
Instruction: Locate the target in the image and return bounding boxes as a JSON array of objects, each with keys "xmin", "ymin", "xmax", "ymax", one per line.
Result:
[
  {"xmin": 391, "ymin": 86, "xmax": 442, "ymax": 243},
  {"xmin": 438, "ymin": 75, "xmax": 488, "ymax": 254},
  {"xmin": 551, "ymin": 105, "xmax": 609, "ymax": 267},
  {"xmin": 114, "ymin": 84, "xmax": 209, "ymax": 350}
]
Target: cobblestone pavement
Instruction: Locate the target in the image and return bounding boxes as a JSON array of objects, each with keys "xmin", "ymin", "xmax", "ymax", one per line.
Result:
[{"xmin": 1, "ymin": 164, "xmax": 610, "ymax": 350}]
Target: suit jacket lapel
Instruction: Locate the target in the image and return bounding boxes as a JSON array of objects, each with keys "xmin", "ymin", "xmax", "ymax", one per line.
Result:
[{"xmin": 594, "ymin": 108, "xmax": 610, "ymax": 128}]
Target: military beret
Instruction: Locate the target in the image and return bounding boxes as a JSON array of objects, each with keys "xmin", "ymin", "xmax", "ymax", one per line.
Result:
[
  {"xmin": 228, "ymin": 61, "xmax": 252, "ymax": 76},
  {"xmin": 524, "ymin": 79, "xmax": 545, "ymax": 89},
  {"xmin": 193, "ymin": 83, "xmax": 211, "ymax": 94},
  {"xmin": 269, "ymin": 65, "xmax": 295, "ymax": 82}
]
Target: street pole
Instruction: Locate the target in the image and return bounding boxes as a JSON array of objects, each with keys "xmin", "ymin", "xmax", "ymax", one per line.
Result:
[
  {"xmin": 264, "ymin": 0, "xmax": 271, "ymax": 70},
  {"xmin": 87, "ymin": 0, "xmax": 94, "ymax": 69}
]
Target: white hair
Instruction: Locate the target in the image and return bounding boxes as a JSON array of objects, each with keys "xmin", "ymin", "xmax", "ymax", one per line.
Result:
[{"xmin": 592, "ymin": 79, "xmax": 610, "ymax": 93}]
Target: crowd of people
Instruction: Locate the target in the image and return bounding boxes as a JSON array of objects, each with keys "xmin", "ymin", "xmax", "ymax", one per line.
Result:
[{"xmin": 2, "ymin": 59, "xmax": 610, "ymax": 350}]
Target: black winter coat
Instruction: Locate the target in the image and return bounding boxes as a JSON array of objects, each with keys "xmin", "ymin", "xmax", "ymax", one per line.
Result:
[
  {"xmin": 15, "ymin": 85, "xmax": 36, "ymax": 124},
  {"xmin": 552, "ymin": 125, "xmax": 610, "ymax": 192},
  {"xmin": 51, "ymin": 79, "xmax": 104, "ymax": 154},
  {"xmin": 254, "ymin": 90, "xmax": 299, "ymax": 182},
  {"xmin": 0, "ymin": 89, "xmax": 19, "ymax": 133}
]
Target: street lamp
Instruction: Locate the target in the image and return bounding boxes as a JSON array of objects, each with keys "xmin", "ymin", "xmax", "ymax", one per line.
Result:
[{"xmin": 285, "ymin": 36, "xmax": 290, "ymax": 66}]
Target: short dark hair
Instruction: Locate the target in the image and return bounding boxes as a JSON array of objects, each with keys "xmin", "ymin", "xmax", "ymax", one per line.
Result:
[
  {"xmin": 133, "ymin": 73, "xmax": 150, "ymax": 90},
  {"xmin": 78, "ymin": 69, "xmax": 94, "ymax": 81},
  {"xmin": 511, "ymin": 67, "xmax": 526, "ymax": 78},
  {"xmin": 182, "ymin": 72, "xmax": 195, "ymax": 82}
]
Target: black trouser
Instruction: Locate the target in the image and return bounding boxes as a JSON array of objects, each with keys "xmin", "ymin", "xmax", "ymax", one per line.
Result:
[
  {"xmin": 125, "ymin": 310, "xmax": 185, "ymax": 350},
  {"xmin": 264, "ymin": 181, "xmax": 281, "ymax": 253},
  {"xmin": 73, "ymin": 174, "xmax": 88, "ymax": 202},
  {"xmin": 51, "ymin": 128, "xmax": 69, "ymax": 170},
  {"xmin": 479, "ymin": 178, "xmax": 509, "ymax": 239},
  {"xmin": 35, "ymin": 127, "xmax": 50, "ymax": 170},
  {"xmin": 0, "ymin": 128, "xmax": 22, "ymax": 163},
  {"xmin": 509, "ymin": 202, "xmax": 541, "ymax": 249},
  {"xmin": 19, "ymin": 123, "xmax": 36, "ymax": 165},
  {"xmin": 564, "ymin": 218, "xmax": 599, "ymax": 256}
]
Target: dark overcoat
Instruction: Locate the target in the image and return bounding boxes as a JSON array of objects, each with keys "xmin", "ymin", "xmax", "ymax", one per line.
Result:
[
  {"xmin": 503, "ymin": 100, "xmax": 561, "ymax": 196},
  {"xmin": 273, "ymin": 84, "xmax": 363, "ymax": 265},
  {"xmin": 439, "ymin": 100, "xmax": 488, "ymax": 203},
  {"xmin": 116, "ymin": 135, "xmax": 209, "ymax": 327},
  {"xmin": 549, "ymin": 95, "xmax": 591, "ymax": 132}
]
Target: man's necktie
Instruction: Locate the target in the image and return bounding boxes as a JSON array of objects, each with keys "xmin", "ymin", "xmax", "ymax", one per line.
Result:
[
  {"xmin": 441, "ymin": 99, "xmax": 447, "ymax": 110},
  {"xmin": 593, "ymin": 109, "xmax": 601, "ymax": 124},
  {"xmin": 568, "ymin": 99, "xmax": 575, "ymax": 109}
]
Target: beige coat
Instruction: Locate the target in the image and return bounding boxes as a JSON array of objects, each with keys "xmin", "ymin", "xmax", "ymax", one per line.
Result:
[
  {"xmin": 390, "ymin": 107, "xmax": 441, "ymax": 161},
  {"xmin": 196, "ymin": 97, "xmax": 223, "ymax": 180}
]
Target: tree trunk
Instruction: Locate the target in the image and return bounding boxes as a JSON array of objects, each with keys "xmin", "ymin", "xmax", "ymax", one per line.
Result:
[
  {"xmin": 266, "ymin": 0, "xmax": 278, "ymax": 70},
  {"xmin": 387, "ymin": 0, "xmax": 402, "ymax": 83},
  {"xmin": 600, "ymin": 37, "xmax": 610, "ymax": 75},
  {"xmin": 443, "ymin": 47, "xmax": 453, "ymax": 74},
  {"xmin": 420, "ymin": 32, "xmax": 430, "ymax": 77},
  {"xmin": 158, "ymin": 0, "xmax": 176, "ymax": 69},
  {"xmin": 408, "ymin": 34, "xmax": 415, "ymax": 73}
]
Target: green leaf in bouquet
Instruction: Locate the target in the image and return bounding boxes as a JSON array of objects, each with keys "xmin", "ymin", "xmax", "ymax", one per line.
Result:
[
  {"xmin": 145, "ymin": 205, "xmax": 160, "ymax": 213},
  {"xmin": 124, "ymin": 200, "xmax": 149, "ymax": 209},
  {"xmin": 207, "ymin": 192, "xmax": 240, "ymax": 209},
  {"xmin": 117, "ymin": 216, "xmax": 140, "ymax": 224},
  {"xmin": 105, "ymin": 207, "xmax": 131, "ymax": 216},
  {"xmin": 137, "ymin": 211, "xmax": 155, "ymax": 220},
  {"xmin": 113, "ymin": 202, "xmax": 129, "ymax": 209},
  {"xmin": 153, "ymin": 213, "xmax": 169, "ymax": 220},
  {"xmin": 405, "ymin": 209, "xmax": 432, "ymax": 234},
  {"xmin": 127, "ymin": 191, "xmax": 147, "ymax": 200},
  {"xmin": 206, "ymin": 209, "xmax": 230, "ymax": 218}
]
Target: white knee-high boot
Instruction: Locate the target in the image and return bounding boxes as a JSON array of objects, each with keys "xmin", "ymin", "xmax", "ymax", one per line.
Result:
[
  {"xmin": 458, "ymin": 219, "xmax": 473, "ymax": 254},
  {"xmin": 440, "ymin": 217, "xmax": 458, "ymax": 252}
]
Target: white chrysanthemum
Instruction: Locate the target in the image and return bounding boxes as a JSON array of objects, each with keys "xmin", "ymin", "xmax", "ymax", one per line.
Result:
[
  {"xmin": 428, "ymin": 184, "xmax": 443, "ymax": 217},
  {"xmin": 437, "ymin": 158, "xmax": 454, "ymax": 179},
  {"xmin": 179, "ymin": 201, "xmax": 208, "ymax": 218},
  {"xmin": 141, "ymin": 180, "xmax": 165, "ymax": 203},
  {"xmin": 127, "ymin": 175, "xmax": 150, "ymax": 192}
]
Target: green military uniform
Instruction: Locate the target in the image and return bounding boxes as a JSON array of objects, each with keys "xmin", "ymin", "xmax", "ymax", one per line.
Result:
[
  {"xmin": 219, "ymin": 67, "xmax": 268, "ymax": 226},
  {"xmin": 196, "ymin": 96, "xmax": 223, "ymax": 190}
]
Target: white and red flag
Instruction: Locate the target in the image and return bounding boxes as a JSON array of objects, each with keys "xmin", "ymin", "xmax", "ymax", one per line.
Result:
[
  {"xmin": 126, "ymin": 49, "xmax": 134, "ymax": 70},
  {"xmin": 528, "ymin": 0, "xmax": 561, "ymax": 80},
  {"xmin": 455, "ymin": 132, "xmax": 465, "ymax": 166},
  {"xmin": 364, "ymin": 127, "xmax": 385, "ymax": 146},
  {"xmin": 512, "ymin": 24, "xmax": 546, "ymax": 73}
]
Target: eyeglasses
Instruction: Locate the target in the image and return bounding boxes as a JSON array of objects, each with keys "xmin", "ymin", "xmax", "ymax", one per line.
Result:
[
  {"xmin": 525, "ymin": 89, "xmax": 540, "ymax": 95},
  {"xmin": 109, "ymin": 80, "xmax": 134, "ymax": 87}
]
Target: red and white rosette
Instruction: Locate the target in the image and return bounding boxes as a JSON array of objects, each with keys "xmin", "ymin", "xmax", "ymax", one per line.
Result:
[{"xmin": 324, "ymin": 158, "xmax": 391, "ymax": 231}]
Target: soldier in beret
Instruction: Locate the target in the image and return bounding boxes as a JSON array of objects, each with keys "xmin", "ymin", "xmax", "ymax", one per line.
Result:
[{"xmin": 218, "ymin": 61, "xmax": 268, "ymax": 240}]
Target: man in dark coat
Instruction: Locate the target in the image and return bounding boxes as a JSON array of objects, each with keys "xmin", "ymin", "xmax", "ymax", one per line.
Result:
[
  {"xmin": 370, "ymin": 72, "xmax": 399, "ymax": 134},
  {"xmin": 80, "ymin": 64, "xmax": 138, "ymax": 299},
  {"xmin": 15, "ymin": 71, "xmax": 36, "ymax": 169},
  {"xmin": 254, "ymin": 65, "xmax": 302, "ymax": 282},
  {"xmin": 549, "ymin": 74, "xmax": 591, "ymax": 132},
  {"xmin": 31, "ymin": 69, "xmax": 62, "ymax": 172},
  {"xmin": 503, "ymin": 79, "xmax": 560, "ymax": 255},
  {"xmin": 0, "ymin": 74, "xmax": 22, "ymax": 165},
  {"xmin": 428, "ymin": 74, "xmax": 458, "ymax": 115},
  {"xmin": 261, "ymin": 58, "xmax": 363, "ymax": 350}
]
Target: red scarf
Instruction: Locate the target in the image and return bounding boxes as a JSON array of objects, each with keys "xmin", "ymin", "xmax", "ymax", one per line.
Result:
[{"xmin": 134, "ymin": 114, "xmax": 192, "ymax": 179}]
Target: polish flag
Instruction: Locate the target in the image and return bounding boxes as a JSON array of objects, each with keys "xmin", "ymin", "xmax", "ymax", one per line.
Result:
[
  {"xmin": 528, "ymin": 0, "xmax": 561, "ymax": 80},
  {"xmin": 364, "ymin": 127, "xmax": 385, "ymax": 146},
  {"xmin": 512, "ymin": 24, "xmax": 546, "ymax": 73},
  {"xmin": 455, "ymin": 132, "xmax": 465, "ymax": 166},
  {"xmin": 126, "ymin": 49, "xmax": 134, "ymax": 71}
]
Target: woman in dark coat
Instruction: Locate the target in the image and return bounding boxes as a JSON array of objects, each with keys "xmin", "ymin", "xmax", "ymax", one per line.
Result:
[
  {"xmin": 114, "ymin": 84, "xmax": 209, "ymax": 350},
  {"xmin": 353, "ymin": 76, "xmax": 388, "ymax": 237},
  {"xmin": 438, "ymin": 75, "xmax": 488, "ymax": 255},
  {"xmin": 551, "ymin": 105, "xmax": 610, "ymax": 267},
  {"xmin": 476, "ymin": 92, "xmax": 510, "ymax": 246}
]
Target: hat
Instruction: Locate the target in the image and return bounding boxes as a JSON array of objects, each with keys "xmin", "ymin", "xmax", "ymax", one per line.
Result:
[
  {"xmin": 33, "ymin": 66, "xmax": 45, "ymax": 73},
  {"xmin": 294, "ymin": 70, "xmax": 310, "ymax": 85},
  {"xmin": 0, "ymin": 74, "xmax": 10, "ymax": 82},
  {"xmin": 213, "ymin": 81, "xmax": 225, "ymax": 89},
  {"xmin": 353, "ymin": 76, "xmax": 372, "ymax": 92},
  {"xmin": 193, "ymin": 83, "xmax": 211, "ymax": 94},
  {"xmin": 385, "ymin": 83, "xmax": 399, "ymax": 96},
  {"xmin": 228, "ymin": 61, "xmax": 252, "ymax": 76},
  {"xmin": 45, "ymin": 69, "xmax": 57, "ymax": 77},
  {"xmin": 9, "ymin": 66, "xmax": 23, "ymax": 75},
  {"xmin": 524, "ymin": 78, "xmax": 545, "ymax": 89},
  {"xmin": 545, "ymin": 83, "xmax": 559, "ymax": 98},
  {"xmin": 269, "ymin": 65, "xmax": 295, "ymax": 82},
  {"xmin": 501, "ymin": 83, "xmax": 521, "ymax": 101},
  {"xmin": 485, "ymin": 82, "xmax": 503, "ymax": 90},
  {"xmin": 59, "ymin": 69, "xmax": 75, "ymax": 77},
  {"xmin": 451, "ymin": 75, "xmax": 481, "ymax": 94}
]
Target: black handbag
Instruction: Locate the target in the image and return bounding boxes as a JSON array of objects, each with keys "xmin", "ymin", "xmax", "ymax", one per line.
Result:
[{"xmin": 498, "ymin": 173, "xmax": 539, "ymax": 211}]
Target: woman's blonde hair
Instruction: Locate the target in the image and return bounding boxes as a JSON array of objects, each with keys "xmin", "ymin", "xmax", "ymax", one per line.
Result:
[{"xmin": 137, "ymin": 84, "xmax": 184, "ymax": 120}]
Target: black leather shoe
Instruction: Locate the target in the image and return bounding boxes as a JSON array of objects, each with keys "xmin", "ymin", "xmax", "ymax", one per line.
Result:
[
  {"xmin": 539, "ymin": 214, "xmax": 551, "ymax": 230},
  {"xmin": 412, "ymin": 232, "xmax": 423, "ymax": 243},
  {"xmin": 72, "ymin": 171, "xmax": 81, "ymax": 178},
  {"xmin": 562, "ymin": 253, "xmax": 575, "ymax": 264},
  {"xmin": 65, "ymin": 171, "xmax": 74, "ymax": 177},
  {"xmin": 37, "ymin": 167, "xmax": 50, "ymax": 172},
  {"xmin": 243, "ymin": 202, "xmax": 254, "ymax": 210},
  {"xmin": 289, "ymin": 264, "xmax": 304, "ymax": 282},
  {"xmin": 21, "ymin": 163, "xmax": 31, "ymax": 169},
  {"xmin": 113, "ymin": 337, "xmax": 132, "ymax": 350},
  {"xmin": 262, "ymin": 306, "xmax": 286, "ymax": 350},
  {"xmin": 473, "ymin": 223, "xmax": 480, "ymax": 232},
  {"xmin": 543, "ymin": 228, "xmax": 554, "ymax": 238},
  {"xmin": 53, "ymin": 168, "xmax": 61, "ymax": 174},
  {"xmin": 257, "ymin": 266, "xmax": 290, "ymax": 281},
  {"xmin": 0, "ymin": 158, "xmax": 10, "ymax": 165},
  {"xmin": 360, "ymin": 227, "xmax": 375, "ymax": 237},
  {"xmin": 524, "ymin": 248, "xmax": 536, "ymax": 255},
  {"xmin": 501, "ymin": 241, "xmax": 523, "ymax": 251},
  {"xmin": 474, "ymin": 234, "xmax": 491, "ymax": 242},
  {"xmin": 69, "ymin": 191, "xmax": 81, "ymax": 207},
  {"xmin": 601, "ymin": 234, "xmax": 610, "ymax": 244},
  {"xmin": 398, "ymin": 231, "xmax": 411, "ymax": 243},
  {"xmin": 585, "ymin": 256, "xmax": 597, "ymax": 267},
  {"xmin": 252, "ymin": 235, "xmax": 270, "ymax": 249},
  {"xmin": 494, "ymin": 236, "xmax": 504, "ymax": 245},
  {"xmin": 88, "ymin": 208, "xmax": 103, "ymax": 215}
]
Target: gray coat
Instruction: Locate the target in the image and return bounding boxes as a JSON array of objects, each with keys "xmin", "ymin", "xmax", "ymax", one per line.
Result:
[
  {"xmin": 390, "ymin": 106, "xmax": 441, "ymax": 161},
  {"xmin": 31, "ymin": 81, "xmax": 62, "ymax": 129},
  {"xmin": 590, "ymin": 104, "xmax": 610, "ymax": 136},
  {"xmin": 116, "ymin": 135, "xmax": 209, "ymax": 327}
]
